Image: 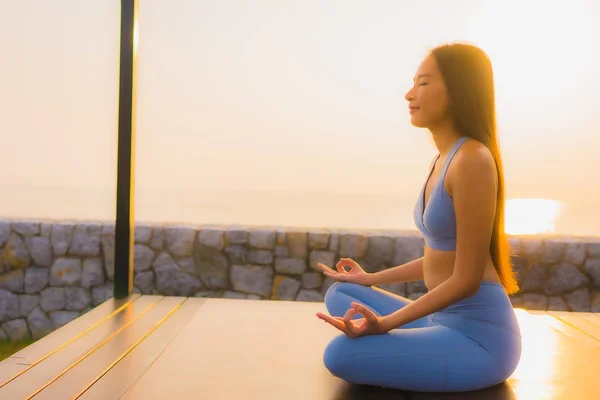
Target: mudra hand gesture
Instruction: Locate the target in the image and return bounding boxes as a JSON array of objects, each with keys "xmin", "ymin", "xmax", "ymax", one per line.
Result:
[
  {"xmin": 316, "ymin": 258, "xmax": 372, "ymax": 285},
  {"xmin": 316, "ymin": 302, "xmax": 389, "ymax": 338}
]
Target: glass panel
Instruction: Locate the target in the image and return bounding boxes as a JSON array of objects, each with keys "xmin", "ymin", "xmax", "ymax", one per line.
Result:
[
  {"xmin": 0, "ymin": 1, "xmax": 120, "ymax": 221},
  {"xmin": 3, "ymin": 1, "xmax": 599, "ymax": 236}
]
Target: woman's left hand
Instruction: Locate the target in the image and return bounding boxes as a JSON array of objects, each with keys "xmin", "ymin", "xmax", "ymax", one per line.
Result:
[{"xmin": 316, "ymin": 302, "xmax": 389, "ymax": 338}]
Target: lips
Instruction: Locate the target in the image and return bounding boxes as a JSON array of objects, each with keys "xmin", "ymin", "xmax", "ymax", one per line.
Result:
[{"xmin": 409, "ymin": 105, "xmax": 420, "ymax": 114}]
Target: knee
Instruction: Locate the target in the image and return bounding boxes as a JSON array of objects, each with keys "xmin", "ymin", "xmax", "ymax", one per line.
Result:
[
  {"xmin": 322, "ymin": 335, "xmax": 352, "ymax": 379},
  {"xmin": 324, "ymin": 281, "xmax": 341, "ymax": 300},
  {"xmin": 324, "ymin": 281, "xmax": 359, "ymax": 301},
  {"xmin": 324, "ymin": 281, "xmax": 372, "ymax": 317},
  {"xmin": 324, "ymin": 281, "xmax": 353, "ymax": 310},
  {"xmin": 323, "ymin": 281, "xmax": 339, "ymax": 305}
]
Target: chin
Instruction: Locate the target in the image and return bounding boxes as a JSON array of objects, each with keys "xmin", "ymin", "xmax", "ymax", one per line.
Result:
[{"xmin": 409, "ymin": 116, "xmax": 427, "ymax": 128}]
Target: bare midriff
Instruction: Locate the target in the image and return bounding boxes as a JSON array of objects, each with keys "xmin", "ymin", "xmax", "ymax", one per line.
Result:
[{"xmin": 422, "ymin": 246, "xmax": 503, "ymax": 291}]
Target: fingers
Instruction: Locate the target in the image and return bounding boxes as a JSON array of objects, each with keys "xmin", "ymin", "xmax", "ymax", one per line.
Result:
[
  {"xmin": 317, "ymin": 263, "xmax": 336, "ymax": 275},
  {"xmin": 318, "ymin": 308, "xmax": 370, "ymax": 338},
  {"xmin": 316, "ymin": 263, "xmax": 328, "ymax": 272},
  {"xmin": 318, "ymin": 263, "xmax": 353, "ymax": 282},
  {"xmin": 316, "ymin": 313, "xmax": 348, "ymax": 334},
  {"xmin": 317, "ymin": 264, "xmax": 344, "ymax": 280},
  {"xmin": 322, "ymin": 269, "xmax": 337, "ymax": 278},
  {"xmin": 319, "ymin": 304, "xmax": 381, "ymax": 338},
  {"xmin": 351, "ymin": 302, "xmax": 377, "ymax": 323},
  {"xmin": 336, "ymin": 258, "xmax": 358, "ymax": 273},
  {"xmin": 335, "ymin": 259, "xmax": 347, "ymax": 273},
  {"xmin": 343, "ymin": 309, "xmax": 358, "ymax": 336}
]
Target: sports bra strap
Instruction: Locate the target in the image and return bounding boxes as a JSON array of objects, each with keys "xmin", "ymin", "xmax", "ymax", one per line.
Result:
[{"xmin": 438, "ymin": 137, "xmax": 470, "ymax": 181}]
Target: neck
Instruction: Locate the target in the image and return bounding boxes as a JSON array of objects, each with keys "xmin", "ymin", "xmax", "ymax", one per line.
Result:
[{"xmin": 428, "ymin": 119, "xmax": 462, "ymax": 157}]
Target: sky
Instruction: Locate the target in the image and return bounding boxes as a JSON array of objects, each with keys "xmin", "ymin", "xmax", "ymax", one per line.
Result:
[{"xmin": 1, "ymin": 0, "xmax": 599, "ymax": 236}]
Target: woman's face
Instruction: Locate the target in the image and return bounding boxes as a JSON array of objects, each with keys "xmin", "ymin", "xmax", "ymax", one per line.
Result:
[{"xmin": 405, "ymin": 55, "xmax": 450, "ymax": 129}]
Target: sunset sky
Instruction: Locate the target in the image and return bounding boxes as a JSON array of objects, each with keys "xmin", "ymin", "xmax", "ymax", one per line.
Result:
[{"xmin": 1, "ymin": 0, "xmax": 599, "ymax": 236}]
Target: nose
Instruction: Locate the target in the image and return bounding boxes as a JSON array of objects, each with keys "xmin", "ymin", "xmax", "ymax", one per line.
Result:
[{"xmin": 405, "ymin": 88, "xmax": 414, "ymax": 102}]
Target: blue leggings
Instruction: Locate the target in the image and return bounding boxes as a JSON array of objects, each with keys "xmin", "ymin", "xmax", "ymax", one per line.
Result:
[{"xmin": 322, "ymin": 281, "xmax": 522, "ymax": 392}]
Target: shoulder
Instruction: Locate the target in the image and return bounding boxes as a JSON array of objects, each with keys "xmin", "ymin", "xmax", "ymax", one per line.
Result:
[
  {"xmin": 446, "ymin": 139, "xmax": 497, "ymax": 194},
  {"xmin": 453, "ymin": 139, "xmax": 495, "ymax": 171}
]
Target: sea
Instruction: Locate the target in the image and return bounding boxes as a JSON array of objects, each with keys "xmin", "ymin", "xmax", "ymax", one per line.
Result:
[{"xmin": 1, "ymin": 186, "xmax": 599, "ymax": 238}]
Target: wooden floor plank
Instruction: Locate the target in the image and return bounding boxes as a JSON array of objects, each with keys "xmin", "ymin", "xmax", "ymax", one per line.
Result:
[
  {"xmin": 77, "ymin": 298, "xmax": 206, "ymax": 400},
  {"xmin": 120, "ymin": 298, "xmax": 346, "ymax": 400},
  {"xmin": 3, "ymin": 298, "xmax": 600, "ymax": 400},
  {"xmin": 547, "ymin": 311, "xmax": 600, "ymax": 341},
  {"xmin": 119, "ymin": 302, "xmax": 600, "ymax": 400},
  {"xmin": 32, "ymin": 296, "xmax": 187, "ymax": 399},
  {"xmin": 572, "ymin": 311, "xmax": 600, "ymax": 327},
  {"xmin": 0, "ymin": 294, "xmax": 140, "ymax": 387},
  {"xmin": 0, "ymin": 295, "xmax": 162, "ymax": 400},
  {"xmin": 525, "ymin": 309, "xmax": 600, "ymax": 348},
  {"xmin": 506, "ymin": 310, "xmax": 600, "ymax": 400}
]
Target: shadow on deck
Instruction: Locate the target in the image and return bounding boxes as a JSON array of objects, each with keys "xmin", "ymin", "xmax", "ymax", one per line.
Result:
[{"xmin": 1, "ymin": 295, "xmax": 599, "ymax": 399}]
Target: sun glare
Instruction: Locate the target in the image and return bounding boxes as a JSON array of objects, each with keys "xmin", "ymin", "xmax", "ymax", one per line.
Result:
[
  {"xmin": 134, "ymin": 18, "xmax": 139, "ymax": 51},
  {"xmin": 505, "ymin": 199, "xmax": 562, "ymax": 235},
  {"xmin": 509, "ymin": 309, "xmax": 559, "ymax": 400}
]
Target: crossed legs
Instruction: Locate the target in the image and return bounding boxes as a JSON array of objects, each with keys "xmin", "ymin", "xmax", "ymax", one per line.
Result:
[
  {"xmin": 323, "ymin": 281, "xmax": 432, "ymax": 329},
  {"xmin": 322, "ymin": 282, "xmax": 499, "ymax": 392}
]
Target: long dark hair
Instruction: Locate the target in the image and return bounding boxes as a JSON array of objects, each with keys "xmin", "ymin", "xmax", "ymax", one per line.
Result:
[{"xmin": 430, "ymin": 43, "xmax": 519, "ymax": 295}]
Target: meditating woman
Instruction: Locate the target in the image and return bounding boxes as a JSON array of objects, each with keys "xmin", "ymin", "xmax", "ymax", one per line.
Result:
[{"xmin": 316, "ymin": 42, "xmax": 522, "ymax": 393}]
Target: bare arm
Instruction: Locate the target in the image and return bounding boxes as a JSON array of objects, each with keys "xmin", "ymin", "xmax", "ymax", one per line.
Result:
[
  {"xmin": 366, "ymin": 257, "xmax": 424, "ymax": 286},
  {"xmin": 380, "ymin": 143, "xmax": 497, "ymax": 331}
]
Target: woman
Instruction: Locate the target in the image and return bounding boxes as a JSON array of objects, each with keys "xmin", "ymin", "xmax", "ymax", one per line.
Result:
[{"xmin": 316, "ymin": 42, "xmax": 522, "ymax": 393}]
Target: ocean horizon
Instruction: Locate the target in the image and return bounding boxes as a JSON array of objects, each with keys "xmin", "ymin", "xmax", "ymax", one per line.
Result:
[{"xmin": 1, "ymin": 185, "xmax": 598, "ymax": 238}]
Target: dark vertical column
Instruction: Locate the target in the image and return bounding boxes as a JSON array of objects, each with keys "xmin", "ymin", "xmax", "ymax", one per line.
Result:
[{"xmin": 114, "ymin": 0, "xmax": 137, "ymax": 298}]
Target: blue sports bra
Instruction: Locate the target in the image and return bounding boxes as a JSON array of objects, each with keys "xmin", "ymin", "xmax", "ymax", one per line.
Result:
[{"xmin": 413, "ymin": 137, "xmax": 470, "ymax": 251}]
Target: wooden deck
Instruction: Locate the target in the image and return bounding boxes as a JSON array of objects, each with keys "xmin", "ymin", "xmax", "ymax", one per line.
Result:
[{"xmin": 0, "ymin": 295, "xmax": 599, "ymax": 400}]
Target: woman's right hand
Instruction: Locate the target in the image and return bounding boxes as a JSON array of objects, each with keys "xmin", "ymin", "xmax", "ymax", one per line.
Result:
[{"xmin": 316, "ymin": 258, "xmax": 373, "ymax": 286}]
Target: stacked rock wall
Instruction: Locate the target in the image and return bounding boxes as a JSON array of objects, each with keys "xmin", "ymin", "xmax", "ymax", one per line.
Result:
[{"xmin": 1, "ymin": 220, "xmax": 599, "ymax": 341}]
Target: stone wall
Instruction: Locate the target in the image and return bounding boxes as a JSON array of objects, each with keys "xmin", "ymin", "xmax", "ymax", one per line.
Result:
[{"xmin": 1, "ymin": 219, "xmax": 599, "ymax": 342}]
